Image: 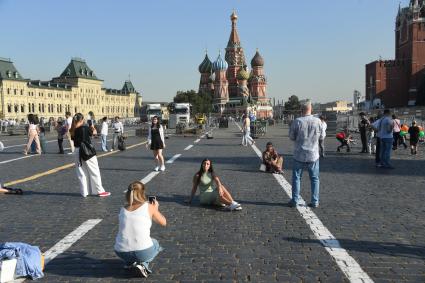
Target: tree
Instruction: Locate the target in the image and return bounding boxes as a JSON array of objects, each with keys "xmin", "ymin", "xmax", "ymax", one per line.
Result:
[
  {"xmin": 284, "ymin": 95, "xmax": 301, "ymax": 112},
  {"xmin": 173, "ymin": 90, "xmax": 213, "ymax": 114}
]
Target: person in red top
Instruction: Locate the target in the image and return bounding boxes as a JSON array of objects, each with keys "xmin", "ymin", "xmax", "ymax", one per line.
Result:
[{"xmin": 336, "ymin": 128, "xmax": 353, "ymax": 152}]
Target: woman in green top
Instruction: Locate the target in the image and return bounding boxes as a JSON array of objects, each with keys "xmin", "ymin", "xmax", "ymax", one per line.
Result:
[{"xmin": 186, "ymin": 159, "xmax": 242, "ymax": 211}]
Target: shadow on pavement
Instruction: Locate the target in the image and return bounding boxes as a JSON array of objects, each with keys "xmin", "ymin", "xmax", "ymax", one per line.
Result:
[
  {"xmin": 284, "ymin": 237, "xmax": 425, "ymax": 259},
  {"xmin": 45, "ymin": 251, "xmax": 135, "ymax": 279}
]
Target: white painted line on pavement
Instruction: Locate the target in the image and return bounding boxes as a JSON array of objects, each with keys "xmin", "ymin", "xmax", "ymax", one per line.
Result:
[
  {"xmin": 184, "ymin": 145, "xmax": 193, "ymax": 151},
  {"xmin": 234, "ymin": 120, "xmax": 373, "ymax": 282},
  {"xmin": 0, "ymin": 155, "xmax": 35, "ymax": 164},
  {"xmin": 44, "ymin": 219, "xmax": 102, "ymax": 264},
  {"xmin": 141, "ymin": 171, "xmax": 160, "ymax": 184},
  {"xmin": 3, "ymin": 140, "xmax": 57, "ymax": 149},
  {"xmin": 166, "ymin": 154, "xmax": 181, "ymax": 164},
  {"xmin": 194, "ymin": 138, "xmax": 201, "ymax": 143}
]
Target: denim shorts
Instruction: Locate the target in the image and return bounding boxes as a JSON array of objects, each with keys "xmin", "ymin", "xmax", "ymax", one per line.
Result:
[{"xmin": 115, "ymin": 238, "xmax": 163, "ymax": 273}]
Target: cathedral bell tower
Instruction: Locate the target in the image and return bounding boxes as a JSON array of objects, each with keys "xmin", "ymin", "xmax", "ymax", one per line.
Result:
[{"xmin": 225, "ymin": 11, "xmax": 246, "ymax": 99}]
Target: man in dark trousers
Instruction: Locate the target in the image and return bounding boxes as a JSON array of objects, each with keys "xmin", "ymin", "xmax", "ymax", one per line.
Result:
[{"xmin": 358, "ymin": 112, "xmax": 370, "ymax": 153}]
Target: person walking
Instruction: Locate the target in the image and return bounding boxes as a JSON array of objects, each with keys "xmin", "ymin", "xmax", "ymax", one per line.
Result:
[
  {"xmin": 39, "ymin": 126, "xmax": 47, "ymax": 154},
  {"xmin": 55, "ymin": 121, "xmax": 65, "ymax": 154},
  {"xmin": 288, "ymin": 100, "xmax": 323, "ymax": 208},
  {"xmin": 147, "ymin": 116, "xmax": 166, "ymax": 172},
  {"xmin": 366, "ymin": 119, "xmax": 375, "ymax": 154},
  {"xmin": 100, "ymin": 117, "xmax": 109, "ymax": 152},
  {"xmin": 23, "ymin": 114, "xmax": 41, "ymax": 155},
  {"xmin": 114, "ymin": 181, "xmax": 166, "ymax": 278},
  {"xmin": 241, "ymin": 113, "xmax": 255, "ymax": 146},
  {"xmin": 392, "ymin": 114, "xmax": 406, "ymax": 150},
  {"xmin": 65, "ymin": 111, "xmax": 75, "ymax": 153},
  {"xmin": 111, "ymin": 116, "xmax": 124, "ymax": 151},
  {"xmin": 377, "ymin": 109, "xmax": 394, "ymax": 169},
  {"xmin": 372, "ymin": 113, "xmax": 383, "ymax": 166},
  {"xmin": 70, "ymin": 113, "xmax": 111, "ymax": 197},
  {"xmin": 358, "ymin": 112, "xmax": 370, "ymax": 153},
  {"xmin": 319, "ymin": 115, "xmax": 327, "ymax": 157},
  {"xmin": 408, "ymin": 121, "xmax": 420, "ymax": 155}
]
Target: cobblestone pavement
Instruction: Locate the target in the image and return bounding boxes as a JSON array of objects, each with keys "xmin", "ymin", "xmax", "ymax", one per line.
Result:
[{"xmin": 0, "ymin": 123, "xmax": 424, "ymax": 282}]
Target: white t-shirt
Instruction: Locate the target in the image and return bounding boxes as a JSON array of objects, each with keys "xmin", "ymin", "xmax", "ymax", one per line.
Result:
[
  {"xmin": 65, "ymin": 117, "xmax": 73, "ymax": 131},
  {"xmin": 114, "ymin": 203, "xmax": 153, "ymax": 252},
  {"xmin": 100, "ymin": 121, "xmax": 108, "ymax": 135}
]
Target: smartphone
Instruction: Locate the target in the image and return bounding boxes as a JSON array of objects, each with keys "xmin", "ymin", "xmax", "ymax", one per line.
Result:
[{"xmin": 148, "ymin": 196, "xmax": 156, "ymax": 204}]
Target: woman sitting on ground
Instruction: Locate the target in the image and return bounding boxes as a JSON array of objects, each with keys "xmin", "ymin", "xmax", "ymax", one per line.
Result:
[
  {"xmin": 262, "ymin": 142, "xmax": 284, "ymax": 174},
  {"xmin": 186, "ymin": 159, "xmax": 242, "ymax": 211},
  {"xmin": 114, "ymin": 181, "xmax": 166, "ymax": 278}
]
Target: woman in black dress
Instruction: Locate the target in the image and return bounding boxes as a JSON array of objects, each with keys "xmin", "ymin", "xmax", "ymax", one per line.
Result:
[{"xmin": 147, "ymin": 116, "xmax": 166, "ymax": 171}]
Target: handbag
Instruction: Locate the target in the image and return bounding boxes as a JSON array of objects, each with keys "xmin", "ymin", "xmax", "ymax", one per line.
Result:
[
  {"xmin": 259, "ymin": 164, "xmax": 267, "ymax": 172},
  {"xmin": 79, "ymin": 127, "xmax": 96, "ymax": 161}
]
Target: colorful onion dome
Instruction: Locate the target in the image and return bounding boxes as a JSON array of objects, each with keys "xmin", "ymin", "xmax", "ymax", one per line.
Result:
[
  {"xmin": 212, "ymin": 53, "xmax": 228, "ymax": 71},
  {"xmin": 251, "ymin": 50, "xmax": 264, "ymax": 67},
  {"xmin": 198, "ymin": 54, "xmax": 212, "ymax": 73},
  {"xmin": 237, "ymin": 67, "xmax": 250, "ymax": 80}
]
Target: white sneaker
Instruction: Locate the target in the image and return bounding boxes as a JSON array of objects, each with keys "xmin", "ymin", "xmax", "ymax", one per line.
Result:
[
  {"xmin": 229, "ymin": 203, "xmax": 242, "ymax": 211},
  {"xmin": 133, "ymin": 264, "xmax": 148, "ymax": 278},
  {"xmin": 154, "ymin": 166, "xmax": 159, "ymax": 172},
  {"xmin": 160, "ymin": 165, "xmax": 165, "ymax": 171}
]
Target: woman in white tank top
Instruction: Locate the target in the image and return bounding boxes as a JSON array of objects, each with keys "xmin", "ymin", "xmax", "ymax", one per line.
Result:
[{"xmin": 114, "ymin": 181, "xmax": 166, "ymax": 278}]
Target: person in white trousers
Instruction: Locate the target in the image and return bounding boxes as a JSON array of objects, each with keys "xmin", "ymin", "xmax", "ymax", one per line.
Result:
[
  {"xmin": 242, "ymin": 113, "xmax": 255, "ymax": 146},
  {"xmin": 70, "ymin": 113, "xmax": 111, "ymax": 198}
]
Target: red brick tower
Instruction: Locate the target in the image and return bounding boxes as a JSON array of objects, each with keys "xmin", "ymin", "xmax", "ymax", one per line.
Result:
[
  {"xmin": 396, "ymin": 0, "xmax": 425, "ymax": 105},
  {"xmin": 249, "ymin": 50, "xmax": 267, "ymax": 102},
  {"xmin": 225, "ymin": 11, "xmax": 246, "ymax": 99}
]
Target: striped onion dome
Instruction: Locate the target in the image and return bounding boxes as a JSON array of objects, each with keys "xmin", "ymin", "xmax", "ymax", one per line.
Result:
[
  {"xmin": 212, "ymin": 53, "xmax": 228, "ymax": 71},
  {"xmin": 198, "ymin": 54, "xmax": 212, "ymax": 73}
]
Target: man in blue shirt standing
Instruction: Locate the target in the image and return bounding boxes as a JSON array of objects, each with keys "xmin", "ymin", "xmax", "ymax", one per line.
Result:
[{"xmin": 289, "ymin": 100, "xmax": 324, "ymax": 208}]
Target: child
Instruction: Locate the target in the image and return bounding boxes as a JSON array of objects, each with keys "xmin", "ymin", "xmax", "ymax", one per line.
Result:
[
  {"xmin": 336, "ymin": 129, "xmax": 353, "ymax": 152},
  {"xmin": 56, "ymin": 121, "xmax": 66, "ymax": 154},
  {"xmin": 408, "ymin": 121, "xmax": 420, "ymax": 155},
  {"xmin": 39, "ymin": 126, "xmax": 47, "ymax": 153}
]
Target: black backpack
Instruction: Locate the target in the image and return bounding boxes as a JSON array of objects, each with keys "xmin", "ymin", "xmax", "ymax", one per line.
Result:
[
  {"xmin": 118, "ymin": 135, "xmax": 126, "ymax": 151},
  {"xmin": 79, "ymin": 127, "xmax": 96, "ymax": 161}
]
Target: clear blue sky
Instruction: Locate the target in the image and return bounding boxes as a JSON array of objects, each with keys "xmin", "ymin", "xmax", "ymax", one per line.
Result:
[{"xmin": 0, "ymin": 0, "xmax": 406, "ymax": 103}]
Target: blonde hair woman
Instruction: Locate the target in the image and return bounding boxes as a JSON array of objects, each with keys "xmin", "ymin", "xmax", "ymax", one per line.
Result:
[{"xmin": 114, "ymin": 181, "xmax": 166, "ymax": 278}]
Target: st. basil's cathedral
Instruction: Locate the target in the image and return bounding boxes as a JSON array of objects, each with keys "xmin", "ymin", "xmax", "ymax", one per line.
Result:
[{"xmin": 197, "ymin": 11, "xmax": 273, "ymax": 118}]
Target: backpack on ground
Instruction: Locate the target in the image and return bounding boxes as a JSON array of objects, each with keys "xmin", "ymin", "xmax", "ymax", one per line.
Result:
[{"xmin": 118, "ymin": 135, "xmax": 126, "ymax": 151}]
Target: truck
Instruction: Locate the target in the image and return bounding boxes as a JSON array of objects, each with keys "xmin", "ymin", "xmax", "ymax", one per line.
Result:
[
  {"xmin": 146, "ymin": 104, "xmax": 162, "ymax": 121},
  {"xmin": 168, "ymin": 103, "xmax": 191, "ymax": 129}
]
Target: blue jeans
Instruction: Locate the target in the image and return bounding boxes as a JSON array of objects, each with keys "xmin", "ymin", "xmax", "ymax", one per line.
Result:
[
  {"xmin": 115, "ymin": 238, "xmax": 163, "ymax": 273},
  {"xmin": 101, "ymin": 134, "xmax": 108, "ymax": 151},
  {"xmin": 379, "ymin": 138, "xmax": 393, "ymax": 167},
  {"xmin": 291, "ymin": 159, "xmax": 320, "ymax": 205}
]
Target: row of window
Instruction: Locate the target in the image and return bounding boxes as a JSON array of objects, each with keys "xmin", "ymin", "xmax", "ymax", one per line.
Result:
[{"xmin": 7, "ymin": 103, "xmax": 135, "ymax": 115}]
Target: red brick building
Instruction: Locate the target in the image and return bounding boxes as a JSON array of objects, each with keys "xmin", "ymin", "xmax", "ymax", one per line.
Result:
[{"xmin": 366, "ymin": 0, "xmax": 425, "ymax": 107}]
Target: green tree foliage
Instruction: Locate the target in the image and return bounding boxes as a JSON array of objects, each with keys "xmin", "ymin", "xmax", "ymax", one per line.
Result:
[
  {"xmin": 284, "ymin": 95, "xmax": 301, "ymax": 112},
  {"xmin": 173, "ymin": 90, "xmax": 213, "ymax": 114}
]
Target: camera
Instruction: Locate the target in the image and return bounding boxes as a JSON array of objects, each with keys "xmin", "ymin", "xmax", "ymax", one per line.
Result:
[{"xmin": 148, "ymin": 196, "xmax": 156, "ymax": 204}]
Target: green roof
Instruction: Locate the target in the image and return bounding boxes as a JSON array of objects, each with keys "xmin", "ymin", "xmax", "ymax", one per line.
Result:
[
  {"xmin": 0, "ymin": 57, "xmax": 25, "ymax": 81},
  {"xmin": 122, "ymin": 80, "xmax": 136, "ymax": 93},
  {"xmin": 59, "ymin": 57, "xmax": 100, "ymax": 80}
]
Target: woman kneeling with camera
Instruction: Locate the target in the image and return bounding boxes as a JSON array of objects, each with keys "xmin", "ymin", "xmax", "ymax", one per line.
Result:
[{"xmin": 114, "ymin": 181, "xmax": 166, "ymax": 278}]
